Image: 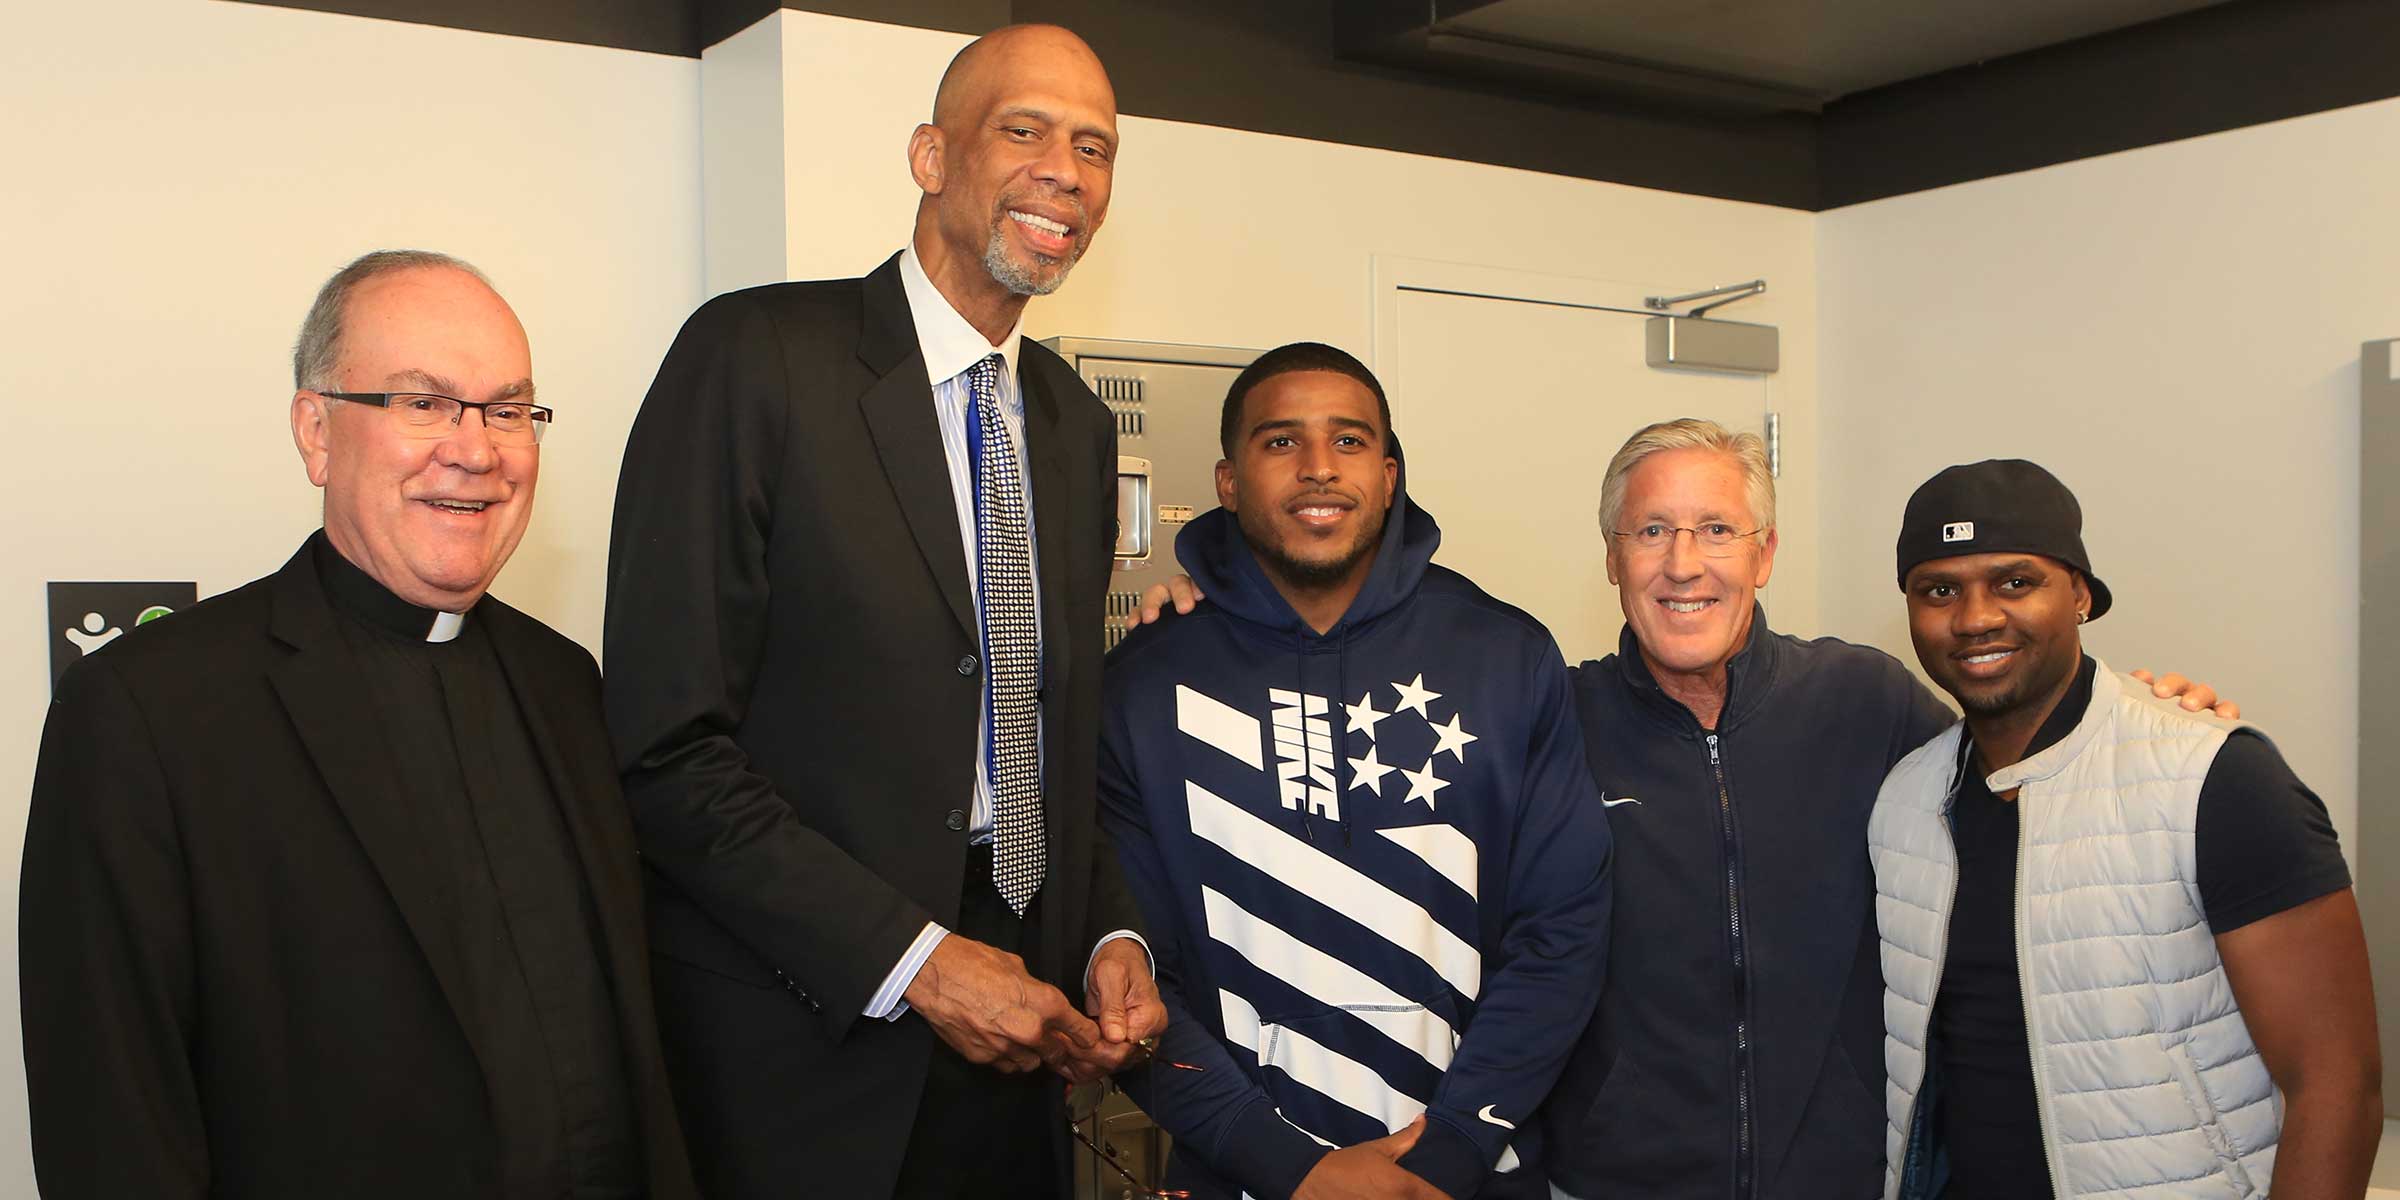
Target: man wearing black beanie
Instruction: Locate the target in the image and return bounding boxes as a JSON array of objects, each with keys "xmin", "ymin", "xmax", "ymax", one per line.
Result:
[{"xmin": 1870, "ymin": 459, "xmax": 2378, "ymax": 1200}]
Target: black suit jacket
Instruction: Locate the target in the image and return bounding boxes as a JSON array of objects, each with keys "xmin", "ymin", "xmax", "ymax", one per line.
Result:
[
  {"xmin": 19, "ymin": 540, "xmax": 695, "ymax": 1199},
  {"xmin": 604, "ymin": 254, "xmax": 1141, "ymax": 1197}
]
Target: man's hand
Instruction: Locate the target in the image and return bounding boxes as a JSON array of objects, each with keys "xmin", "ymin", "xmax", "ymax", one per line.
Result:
[
  {"xmin": 1293, "ymin": 1118, "xmax": 1451, "ymax": 1200},
  {"xmin": 2131, "ymin": 668, "xmax": 2239, "ymax": 719},
  {"xmin": 903, "ymin": 934, "xmax": 1100, "ymax": 1075},
  {"xmin": 1134, "ymin": 575, "xmax": 1203, "ymax": 625},
  {"xmin": 1071, "ymin": 938, "xmax": 1167, "ymax": 1079}
]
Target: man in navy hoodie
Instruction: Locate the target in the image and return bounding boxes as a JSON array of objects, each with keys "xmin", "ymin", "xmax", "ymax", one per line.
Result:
[{"xmin": 1099, "ymin": 343, "xmax": 1613, "ymax": 1200}]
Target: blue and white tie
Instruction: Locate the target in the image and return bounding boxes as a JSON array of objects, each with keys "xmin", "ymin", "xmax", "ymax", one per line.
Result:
[{"xmin": 969, "ymin": 354, "xmax": 1045, "ymax": 914}]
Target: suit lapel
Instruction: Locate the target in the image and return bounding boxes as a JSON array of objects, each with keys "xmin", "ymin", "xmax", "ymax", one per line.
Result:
[
  {"xmin": 1019, "ymin": 359, "xmax": 1075, "ymax": 704},
  {"xmin": 264, "ymin": 547, "xmax": 495, "ymax": 1077},
  {"xmin": 858, "ymin": 256, "xmax": 976, "ymax": 639}
]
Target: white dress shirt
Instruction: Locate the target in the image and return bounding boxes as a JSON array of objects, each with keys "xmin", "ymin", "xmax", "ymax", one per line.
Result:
[{"xmin": 864, "ymin": 248, "xmax": 1145, "ymax": 1021}]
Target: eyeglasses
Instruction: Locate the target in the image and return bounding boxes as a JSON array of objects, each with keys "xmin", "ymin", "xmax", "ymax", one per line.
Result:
[
  {"xmin": 319, "ymin": 391, "xmax": 553, "ymax": 446},
  {"xmin": 1066, "ymin": 1046, "xmax": 1201, "ymax": 1200},
  {"xmin": 1609, "ymin": 522, "xmax": 1765, "ymax": 557}
]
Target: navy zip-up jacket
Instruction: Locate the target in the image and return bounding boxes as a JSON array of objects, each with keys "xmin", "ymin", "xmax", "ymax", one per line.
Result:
[
  {"xmin": 1099, "ymin": 467, "xmax": 1612, "ymax": 1200},
  {"xmin": 1540, "ymin": 616, "xmax": 1950, "ymax": 1200}
]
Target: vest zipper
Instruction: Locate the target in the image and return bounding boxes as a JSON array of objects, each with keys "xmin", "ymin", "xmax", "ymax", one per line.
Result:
[
  {"xmin": 1895, "ymin": 800, "xmax": 1963, "ymax": 1200},
  {"xmin": 1707, "ymin": 733, "xmax": 1756, "ymax": 1200},
  {"xmin": 2013, "ymin": 784, "xmax": 2067, "ymax": 1195}
]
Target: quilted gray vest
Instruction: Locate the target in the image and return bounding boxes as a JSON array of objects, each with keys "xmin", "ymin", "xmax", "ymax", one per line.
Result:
[{"xmin": 1869, "ymin": 662, "xmax": 2277, "ymax": 1198}]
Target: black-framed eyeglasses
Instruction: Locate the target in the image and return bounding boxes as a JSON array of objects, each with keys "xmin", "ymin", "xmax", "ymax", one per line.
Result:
[
  {"xmin": 1608, "ymin": 522, "xmax": 1765, "ymax": 557},
  {"xmin": 319, "ymin": 391, "xmax": 553, "ymax": 446}
]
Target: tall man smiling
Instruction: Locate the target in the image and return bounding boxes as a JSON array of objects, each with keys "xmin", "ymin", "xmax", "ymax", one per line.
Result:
[{"xmin": 605, "ymin": 24, "xmax": 1162, "ymax": 1200}]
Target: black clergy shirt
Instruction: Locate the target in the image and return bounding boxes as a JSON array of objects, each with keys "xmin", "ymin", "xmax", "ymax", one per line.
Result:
[
  {"xmin": 314, "ymin": 535, "xmax": 640, "ymax": 1198},
  {"xmin": 1931, "ymin": 656, "xmax": 2349, "ymax": 1198}
]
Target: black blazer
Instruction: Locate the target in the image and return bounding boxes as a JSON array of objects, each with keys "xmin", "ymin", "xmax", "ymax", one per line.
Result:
[
  {"xmin": 604, "ymin": 254, "xmax": 1141, "ymax": 1197},
  {"xmin": 19, "ymin": 541, "xmax": 695, "ymax": 1199}
]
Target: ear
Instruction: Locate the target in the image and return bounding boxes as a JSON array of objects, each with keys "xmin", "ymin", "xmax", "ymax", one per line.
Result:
[
  {"xmin": 1213, "ymin": 458, "xmax": 1236, "ymax": 511},
  {"xmin": 2071, "ymin": 570, "xmax": 2092, "ymax": 615},
  {"xmin": 1603, "ymin": 537, "xmax": 1622, "ymax": 586},
  {"xmin": 292, "ymin": 391, "xmax": 334, "ymax": 488},
  {"xmin": 1380, "ymin": 454, "xmax": 1398, "ymax": 503},
  {"xmin": 907, "ymin": 123, "xmax": 945, "ymax": 195},
  {"xmin": 1751, "ymin": 527, "xmax": 1780, "ymax": 589}
]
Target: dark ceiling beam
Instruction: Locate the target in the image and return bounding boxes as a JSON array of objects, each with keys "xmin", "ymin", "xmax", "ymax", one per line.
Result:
[
  {"xmin": 224, "ymin": 0, "xmax": 699, "ymax": 56},
  {"xmin": 1334, "ymin": 0, "xmax": 1826, "ymax": 116},
  {"xmin": 1818, "ymin": 0, "xmax": 2400, "ymax": 209}
]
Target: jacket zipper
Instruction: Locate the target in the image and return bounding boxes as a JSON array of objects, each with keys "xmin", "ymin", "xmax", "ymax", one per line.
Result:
[
  {"xmin": 2012, "ymin": 782, "xmax": 2066, "ymax": 1196},
  {"xmin": 1707, "ymin": 733, "xmax": 1756, "ymax": 1200}
]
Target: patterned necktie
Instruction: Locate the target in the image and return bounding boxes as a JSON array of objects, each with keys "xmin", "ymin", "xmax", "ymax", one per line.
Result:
[{"xmin": 968, "ymin": 354, "xmax": 1045, "ymax": 914}]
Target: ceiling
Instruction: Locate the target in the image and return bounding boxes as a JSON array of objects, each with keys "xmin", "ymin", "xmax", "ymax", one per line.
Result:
[{"xmin": 1343, "ymin": 0, "xmax": 2236, "ymax": 113}]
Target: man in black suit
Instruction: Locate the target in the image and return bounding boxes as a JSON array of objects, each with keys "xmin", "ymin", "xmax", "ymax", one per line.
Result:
[
  {"xmin": 605, "ymin": 23, "xmax": 1164, "ymax": 1200},
  {"xmin": 21, "ymin": 251, "xmax": 695, "ymax": 1198}
]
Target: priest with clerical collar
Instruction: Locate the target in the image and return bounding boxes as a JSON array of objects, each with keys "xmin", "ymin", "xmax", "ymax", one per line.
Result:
[{"xmin": 22, "ymin": 250, "xmax": 697, "ymax": 1200}]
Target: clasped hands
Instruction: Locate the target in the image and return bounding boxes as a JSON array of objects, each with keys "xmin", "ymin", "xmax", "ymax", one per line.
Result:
[{"xmin": 902, "ymin": 934, "xmax": 1164, "ymax": 1083}]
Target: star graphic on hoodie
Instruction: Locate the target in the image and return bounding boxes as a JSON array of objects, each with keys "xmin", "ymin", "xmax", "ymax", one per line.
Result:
[
  {"xmin": 1348, "ymin": 744, "xmax": 1397, "ymax": 797},
  {"xmin": 1401, "ymin": 759, "xmax": 1451, "ymax": 810},
  {"xmin": 1429, "ymin": 712, "xmax": 1478, "ymax": 763},
  {"xmin": 1346, "ymin": 691, "xmax": 1390, "ymax": 741},
  {"xmin": 1391, "ymin": 673, "xmax": 1441, "ymax": 719}
]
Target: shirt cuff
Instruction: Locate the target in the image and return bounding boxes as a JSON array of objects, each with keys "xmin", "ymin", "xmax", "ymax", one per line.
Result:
[
  {"xmin": 1083, "ymin": 929, "xmax": 1152, "ymax": 994},
  {"xmin": 864, "ymin": 921, "xmax": 949, "ymax": 1021}
]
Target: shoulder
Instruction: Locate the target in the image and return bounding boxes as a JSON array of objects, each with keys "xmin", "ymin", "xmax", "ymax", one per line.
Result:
[
  {"xmin": 1772, "ymin": 629, "xmax": 1921, "ymax": 692},
  {"xmin": 477, "ymin": 597, "xmax": 601, "ymax": 684},
  {"xmin": 63, "ymin": 574, "xmax": 276, "ymax": 682},
  {"xmin": 1020, "ymin": 340, "xmax": 1110, "ymax": 428},
  {"xmin": 1413, "ymin": 565, "xmax": 1566, "ymax": 653},
  {"xmin": 1103, "ymin": 603, "xmax": 1224, "ymax": 684},
  {"xmin": 1884, "ymin": 722, "xmax": 1964, "ymax": 791},
  {"xmin": 683, "ymin": 276, "xmax": 868, "ymax": 341}
]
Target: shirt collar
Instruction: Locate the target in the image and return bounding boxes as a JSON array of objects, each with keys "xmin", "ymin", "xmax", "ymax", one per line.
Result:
[
  {"xmin": 897, "ymin": 245, "xmax": 1022, "ymax": 389},
  {"xmin": 311, "ymin": 529, "xmax": 471, "ymax": 644}
]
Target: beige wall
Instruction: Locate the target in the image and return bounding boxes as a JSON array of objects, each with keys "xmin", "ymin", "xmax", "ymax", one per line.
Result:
[
  {"xmin": 1, "ymin": 0, "xmax": 703, "ymax": 1186},
  {"xmin": 1818, "ymin": 96, "xmax": 2400, "ymax": 856}
]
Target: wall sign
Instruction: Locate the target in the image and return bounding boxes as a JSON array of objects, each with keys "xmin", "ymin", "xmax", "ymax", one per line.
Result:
[{"xmin": 47, "ymin": 581, "xmax": 198, "ymax": 690}]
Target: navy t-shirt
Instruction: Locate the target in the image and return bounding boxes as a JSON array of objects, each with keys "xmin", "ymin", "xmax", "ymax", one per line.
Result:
[{"xmin": 1930, "ymin": 657, "xmax": 2350, "ymax": 1198}]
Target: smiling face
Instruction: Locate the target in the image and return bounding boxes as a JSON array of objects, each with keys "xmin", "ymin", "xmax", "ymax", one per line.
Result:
[
  {"xmin": 1606, "ymin": 447, "xmax": 1777, "ymax": 684},
  {"xmin": 1216, "ymin": 369, "xmax": 1397, "ymax": 596},
  {"xmin": 291, "ymin": 266, "xmax": 537, "ymax": 612},
  {"xmin": 913, "ymin": 26, "xmax": 1117, "ymax": 303},
  {"xmin": 1905, "ymin": 552, "xmax": 2089, "ymax": 719}
]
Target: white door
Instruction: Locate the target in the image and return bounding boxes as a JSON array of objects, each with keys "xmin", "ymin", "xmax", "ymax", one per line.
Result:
[{"xmin": 1387, "ymin": 284, "xmax": 1770, "ymax": 664}]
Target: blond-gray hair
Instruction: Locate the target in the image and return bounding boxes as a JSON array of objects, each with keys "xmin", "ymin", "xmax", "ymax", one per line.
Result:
[
  {"xmin": 292, "ymin": 249, "xmax": 490, "ymax": 390},
  {"xmin": 1596, "ymin": 417, "xmax": 1776, "ymax": 540}
]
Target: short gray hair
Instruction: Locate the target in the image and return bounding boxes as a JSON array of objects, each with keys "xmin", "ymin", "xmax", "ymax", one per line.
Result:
[
  {"xmin": 292, "ymin": 249, "xmax": 490, "ymax": 390},
  {"xmin": 1597, "ymin": 417, "xmax": 1777, "ymax": 539}
]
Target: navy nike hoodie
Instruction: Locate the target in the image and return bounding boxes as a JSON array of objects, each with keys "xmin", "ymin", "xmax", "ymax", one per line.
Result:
[{"xmin": 1098, "ymin": 449, "xmax": 1612, "ymax": 1200}]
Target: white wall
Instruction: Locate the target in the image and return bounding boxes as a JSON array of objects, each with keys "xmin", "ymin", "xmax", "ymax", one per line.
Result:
[
  {"xmin": 740, "ymin": 10, "xmax": 1828, "ymax": 637},
  {"xmin": 1818, "ymin": 96, "xmax": 2400, "ymax": 855},
  {"xmin": 0, "ymin": 0, "xmax": 702, "ymax": 1188}
]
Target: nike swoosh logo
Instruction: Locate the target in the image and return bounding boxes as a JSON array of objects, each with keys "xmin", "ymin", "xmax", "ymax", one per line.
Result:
[
  {"xmin": 1600, "ymin": 796, "xmax": 1641, "ymax": 808},
  {"xmin": 1478, "ymin": 1104, "xmax": 1516, "ymax": 1130}
]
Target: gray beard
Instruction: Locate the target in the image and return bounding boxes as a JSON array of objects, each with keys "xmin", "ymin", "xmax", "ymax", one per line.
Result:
[{"xmin": 982, "ymin": 224, "xmax": 1075, "ymax": 296}]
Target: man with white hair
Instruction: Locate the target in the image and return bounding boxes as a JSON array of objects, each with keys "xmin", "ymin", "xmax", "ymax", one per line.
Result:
[{"xmin": 23, "ymin": 249, "xmax": 695, "ymax": 1199}]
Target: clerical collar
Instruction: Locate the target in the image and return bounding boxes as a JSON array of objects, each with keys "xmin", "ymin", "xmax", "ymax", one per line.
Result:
[{"xmin": 310, "ymin": 531, "xmax": 472, "ymax": 643}]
